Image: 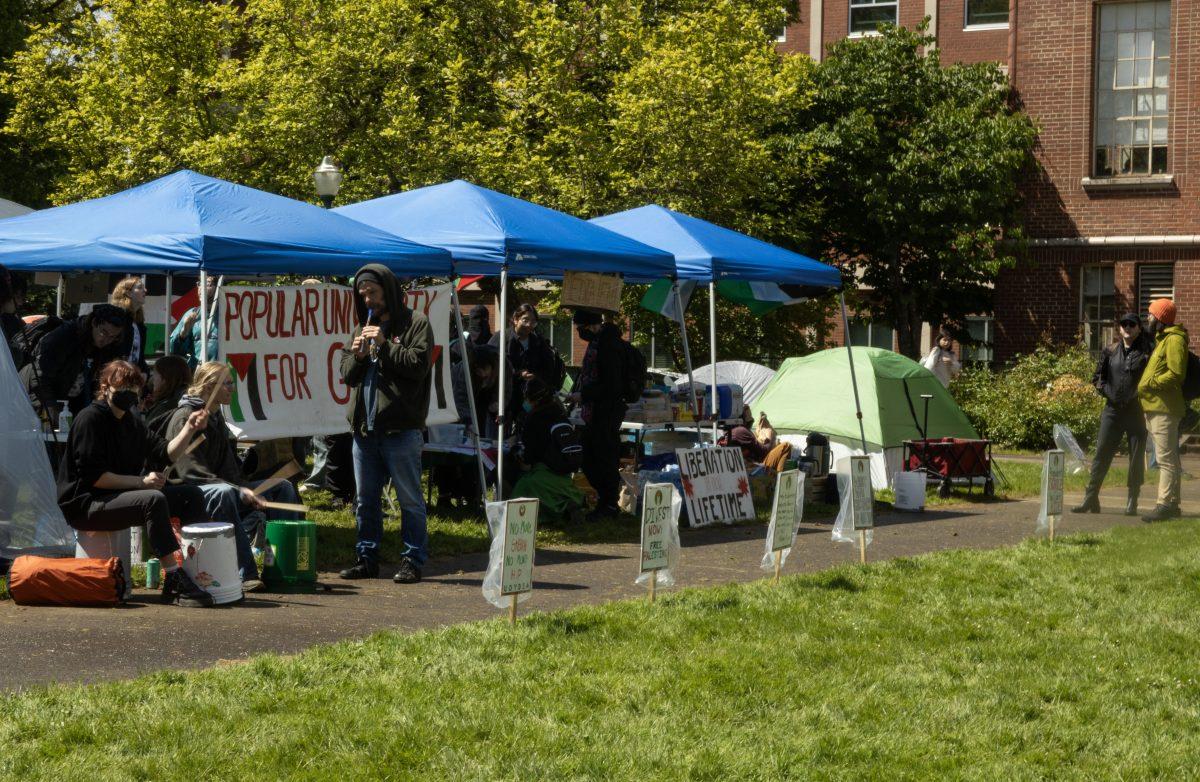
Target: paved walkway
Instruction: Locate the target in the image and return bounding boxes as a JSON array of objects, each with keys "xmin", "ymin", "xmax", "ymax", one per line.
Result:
[{"xmin": 2, "ymin": 469, "xmax": 1196, "ymax": 692}]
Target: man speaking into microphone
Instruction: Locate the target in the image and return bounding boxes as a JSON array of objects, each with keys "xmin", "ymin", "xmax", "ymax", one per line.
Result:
[{"xmin": 338, "ymin": 264, "xmax": 433, "ymax": 584}]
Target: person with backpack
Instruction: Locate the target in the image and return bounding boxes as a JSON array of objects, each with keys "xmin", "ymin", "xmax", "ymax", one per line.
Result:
[
  {"xmin": 1138, "ymin": 298, "xmax": 1189, "ymax": 522},
  {"xmin": 569, "ymin": 309, "xmax": 631, "ymax": 520},
  {"xmin": 1073, "ymin": 313, "xmax": 1151, "ymax": 516},
  {"xmin": 513, "ymin": 378, "xmax": 586, "ymax": 522},
  {"xmin": 18, "ymin": 303, "xmax": 130, "ymax": 425},
  {"xmin": 490, "ymin": 303, "xmax": 565, "ymax": 436}
]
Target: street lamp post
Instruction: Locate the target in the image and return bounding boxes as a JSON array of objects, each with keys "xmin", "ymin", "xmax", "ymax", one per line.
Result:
[{"xmin": 313, "ymin": 155, "xmax": 343, "ymax": 209}]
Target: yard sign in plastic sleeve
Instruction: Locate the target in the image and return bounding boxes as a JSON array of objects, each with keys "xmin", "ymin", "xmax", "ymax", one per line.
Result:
[
  {"xmin": 636, "ymin": 483, "xmax": 682, "ymax": 589},
  {"xmin": 761, "ymin": 469, "xmax": 804, "ymax": 574},
  {"xmin": 1035, "ymin": 449, "xmax": 1065, "ymax": 538},
  {"xmin": 483, "ymin": 499, "xmax": 539, "ymax": 610}
]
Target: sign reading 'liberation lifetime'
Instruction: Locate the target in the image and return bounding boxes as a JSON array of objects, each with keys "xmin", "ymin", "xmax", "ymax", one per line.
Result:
[{"xmin": 675, "ymin": 447, "xmax": 755, "ymax": 526}]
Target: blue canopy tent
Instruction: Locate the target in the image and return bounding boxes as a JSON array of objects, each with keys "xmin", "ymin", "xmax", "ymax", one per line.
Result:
[
  {"xmin": 590, "ymin": 205, "xmax": 853, "ymax": 444},
  {"xmin": 338, "ymin": 180, "xmax": 677, "ymax": 497},
  {"xmin": 0, "ymin": 169, "xmax": 452, "ymax": 358}
]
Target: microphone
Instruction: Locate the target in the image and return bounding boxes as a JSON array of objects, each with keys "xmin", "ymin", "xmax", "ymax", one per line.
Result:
[{"xmin": 366, "ymin": 308, "xmax": 379, "ymax": 362}]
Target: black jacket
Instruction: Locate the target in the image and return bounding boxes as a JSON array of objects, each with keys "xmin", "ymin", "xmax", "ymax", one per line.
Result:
[
  {"xmin": 489, "ymin": 327, "xmax": 565, "ymax": 417},
  {"xmin": 340, "ymin": 264, "xmax": 433, "ymax": 434},
  {"xmin": 521, "ymin": 401, "xmax": 569, "ymax": 468},
  {"xmin": 165, "ymin": 396, "xmax": 245, "ymax": 486},
  {"xmin": 1093, "ymin": 334, "xmax": 1152, "ymax": 410},
  {"xmin": 578, "ymin": 323, "xmax": 626, "ymax": 420},
  {"xmin": 20, "ymin": 312, "xmax": 129, "ymax": 415},
  {"xmin": 57, "ymin": 401, "xmax": 169, "ymax": 525}
]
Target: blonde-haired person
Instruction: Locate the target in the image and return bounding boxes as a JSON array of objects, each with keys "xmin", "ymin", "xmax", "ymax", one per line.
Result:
[
  {"xmin": 110, "ymin": 275, "xmax": 149, "ymax": 373},
  {"xmin": 165, "ymin": 362, "xmax": 302, "ymax": 592}
]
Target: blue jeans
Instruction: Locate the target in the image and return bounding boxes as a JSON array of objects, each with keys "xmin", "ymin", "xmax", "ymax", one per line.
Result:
[
  {"xmin": 198, "ymin": 480, "xmax": 302, "ymax": 581},
  {"xmin": 352, "ymin": 429, "xmax": 427, "ymax": 567}
]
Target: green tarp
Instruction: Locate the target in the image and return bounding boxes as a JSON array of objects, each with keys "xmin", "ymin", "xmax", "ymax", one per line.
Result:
[{"xmin": 752, "ymin": 347, "xmax": 979, "ymax": 450}]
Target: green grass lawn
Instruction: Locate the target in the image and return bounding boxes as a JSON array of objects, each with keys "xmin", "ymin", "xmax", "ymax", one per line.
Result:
[{"xmin": 5, "ymin": 521, "xmax": 1200, "ymax": 778}]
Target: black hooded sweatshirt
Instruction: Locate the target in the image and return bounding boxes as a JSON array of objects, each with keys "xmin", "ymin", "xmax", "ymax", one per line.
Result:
[{"xmin": 340, "ymin": 264, "xmax": 434, "ymax": 434}]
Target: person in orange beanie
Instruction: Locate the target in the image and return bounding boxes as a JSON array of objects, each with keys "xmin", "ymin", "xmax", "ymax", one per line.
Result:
[{"xmin": 1137, "ymin": 298, "xmax": 1188, "ymax": 521}]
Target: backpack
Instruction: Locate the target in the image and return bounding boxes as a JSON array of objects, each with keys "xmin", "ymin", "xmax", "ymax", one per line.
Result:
[
  {"xmin": 545, "ymin": 421, "xmax": 584, "ymax": 475},
  {"xmin": 8, "ymin": 315, "xmax": 62, "ymax": 370},
  {"xmin": 1184, "ymin": 350, "xmax": 1200, "ymax": 401},
  {"xmin": 619, "ymin": 339, "xmax": 647, "ymax": 404}
]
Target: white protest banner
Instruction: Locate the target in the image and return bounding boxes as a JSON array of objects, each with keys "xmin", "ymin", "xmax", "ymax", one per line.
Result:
[
  {"xmin": 216, "ymin": 283, "xmax": 456, "ymax": 439},
  {"xmin": 675, "ymin": 447, "xmax": 755, "ymax": 526},
  {"xmin": 762, "ymin": 469, "xmax": 804, "ymax": 581},
  {"xmin": 1036, "ymin": 449, "xmax": 1065, "ymax": 539}
]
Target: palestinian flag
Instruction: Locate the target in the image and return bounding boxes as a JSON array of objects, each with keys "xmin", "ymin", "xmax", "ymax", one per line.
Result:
[
  {"xmin": 640, "ymin": 279, "xmax": 697, "ymax": 321},
  {"xmin": 716, "ymin": 281, "xmax": 810, "ymax": 315}
]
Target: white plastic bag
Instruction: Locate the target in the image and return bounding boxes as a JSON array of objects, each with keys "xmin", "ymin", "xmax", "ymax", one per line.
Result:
[
  {"xmin": 831, "ymin": 461, "xmax": 874, "ymax": 547},
  {"xmin": 761, "ymin": 471, "xmax": 805, "ymax": 571},
  {"xmin": 482, "ymin": 500, "xmax": 536, "ymax": 610},
  {"xmin": 1053, "ymin": 424, "xmax": 1089, "ymax": 475},
  {"xmin": 635, "ymin": 484, "xmax": 683, "ymax": 587}
]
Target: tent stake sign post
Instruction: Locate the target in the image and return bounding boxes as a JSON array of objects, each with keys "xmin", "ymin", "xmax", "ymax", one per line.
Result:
[{"xmin": 850, "ymin": 455, "xmax": 874, "ymax": 564}]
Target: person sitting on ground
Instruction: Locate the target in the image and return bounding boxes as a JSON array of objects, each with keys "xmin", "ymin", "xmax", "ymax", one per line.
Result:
[
  {"xmin": 513, "ymin": 378, "xmax": 586, "ymax": 523},
  {"xmin": 921, "ymin": 328, "xmax": 962, "ymax": 389},
  {"xmin": 165, "ymin": 361, "xmax": 302, "ymax": 592},
  {"xmin": 56, "ymin": 360, "xmax": 214, "ymax": 606},
  {"xmin": 110, "ymin": 275, "xmax": 150, "ymax": 373},
  {"xmin": 20, "ymin": 303, "xmax": 130, "ymax": 424},
  {"xmin": 755, "ymin": 411, "xmax": 778, "ymax": 451},
  {"xmin": 142, "ymin": 354, "xmax": 192, "ymax": 430}
]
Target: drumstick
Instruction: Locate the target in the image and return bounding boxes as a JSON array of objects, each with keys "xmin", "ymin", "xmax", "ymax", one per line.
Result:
[
  {"xmin": 252, "ymin": 460, "xmax": 304, "ymax": 496},
  {"xmin": 204, "ymin": 364, "xmax": 230, "ymax": 413},
  {"xmin": 258, "ymin": 500, "xmax": 309, "ymax": 513}
]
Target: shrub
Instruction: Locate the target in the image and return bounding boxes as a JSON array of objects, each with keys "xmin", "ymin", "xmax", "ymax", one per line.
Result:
[{"xmin": 952, "ymin": 344, "xmax": 1104, "ymax": 451}]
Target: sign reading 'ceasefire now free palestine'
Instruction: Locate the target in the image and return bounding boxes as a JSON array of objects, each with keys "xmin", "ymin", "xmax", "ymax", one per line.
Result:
[{"xmin": 217, "ymin": 283, "xmax": 457, "ymax": 440}]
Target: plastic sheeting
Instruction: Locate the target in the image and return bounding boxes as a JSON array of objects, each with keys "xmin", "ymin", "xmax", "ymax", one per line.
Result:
[
  {"xmin": 760, "ymin": 471, "xmax": 804, "ymax": 572},
  {"xmin": 0, "ymin": 344, "xmax": 74, "ymax": 562},
  {"xmin": 831, "ymin": 459, "xmax": 874, "ymax": 548},
  {"xmin": 1053, "ymin": 424, "xmax": 1090, "ymax": 475},
  {"xmin": 675, "ymin": 361, "xmax": 777, "ymax": 406},
  {"xmin": 336, "ymin": 180, "xmax": 676, "ymax": 282},
  {"xmin": 482, "ymin": 500, "xmax": 536, "ymax": 610},
  {"xmin": 634, "ymin": 483, "xmax": 683, "ymax": 588}
]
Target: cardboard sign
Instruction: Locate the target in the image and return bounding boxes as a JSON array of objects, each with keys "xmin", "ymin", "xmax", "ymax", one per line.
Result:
[
  {"xmin": 850, "ymin": 455, "xmax": 874, "ymax": 530},
  {"xmin": 1043, "ymin": 449, "xmax": 1065, "ymax": 517},
  {"xmin": 500, "ymin": 499, "xmax": 539, "ymax": 595},
  {"xmin": 216, "ymin": 283, "xmax": 456, "ymax": 439},
  {"xmin": 561, "ymin": 271, "xmax": 623, "ymax": 313},
  {"xmin": 675, "ymin": 447, "xmax": 755, "ymax": 526},
  {"xmin": 640, "ymin": 483, "xmax": 675, "ymax": 572},
  {"xmin": 770, "ymin": 470, "xmax": 803, "ymax": 552}
]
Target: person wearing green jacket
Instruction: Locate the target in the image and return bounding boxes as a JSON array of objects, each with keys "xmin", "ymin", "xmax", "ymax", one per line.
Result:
[{"xmin": 1138, "ymin": 298, "xmax": 1188, "ymax": 522}]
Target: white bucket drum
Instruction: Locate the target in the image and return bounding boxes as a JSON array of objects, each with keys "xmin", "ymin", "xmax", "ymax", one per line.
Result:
[
  {"xmin": 76, "ymin": 528, "xmax": 132, "ymax": 599},
  {"xmin": 180, "ymin": 522, "xmax": 243, "ymax": 605}
]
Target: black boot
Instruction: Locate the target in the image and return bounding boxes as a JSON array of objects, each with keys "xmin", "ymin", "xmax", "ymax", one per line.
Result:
[
  {"xmin": 1142, "ymin": 504, "xmax": 1181, "ymax": 523},
  {"xmin": 338, "ymin": 559, "xmax": 379, "ymax": 579},
  {"xmin": 161, "ymin": 569, "xmax": 214, "ymax": 608},
  {"xmin": 1072, "ymin": 494, "xmax": 1100, "ymax": 514},
  {"xmin": 1125, "ymin": 494, "xmax": 1139, "ymax": 517}
]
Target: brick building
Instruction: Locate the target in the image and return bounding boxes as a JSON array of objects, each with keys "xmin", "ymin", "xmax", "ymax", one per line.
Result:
[{"xmin": 782, "ymin": 0, "xmax": 1200, "ymax": 363}]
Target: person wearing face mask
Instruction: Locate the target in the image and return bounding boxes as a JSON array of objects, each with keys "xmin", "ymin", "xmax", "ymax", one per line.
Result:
[
  {"xmin": 1073, "ymin": 313, "xmax": 1152, "ymax": 516},
  {"xmin": 1138, "ymin": 298, "xmax": 1189, "ymax": 522},
  {"xmin": 56, "ymin": 360, "xmax": 214, "ymax": 606},
  {"xmin": 165, "ymin": 362, "xmax": 302, "ymax": 593},
  {"xmin": 568, "ymin": 309, "xmax": 627, "ymax": 520},
  {"xmin": 466, "ymin": 304, "xmax": 492, "ymax": 349},
  {"xmin": 170, "ymin": 275, "xmax": 220, "ymax": 370},
  {"xmin": 489, "ymin": 303, "xmax": 565, "ymax": 435},
  {"xmin": 19, "ymin": 303, "xmax": 130, "ymax": 425},
  {"xmin": 110, "ymin": 275, "xmax": 150, "ymax": 373}
]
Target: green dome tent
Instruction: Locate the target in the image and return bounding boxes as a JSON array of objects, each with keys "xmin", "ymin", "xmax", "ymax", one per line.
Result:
[{"xmin": 752, "ymin": 347, "xmax": 979, "ymax": 487}]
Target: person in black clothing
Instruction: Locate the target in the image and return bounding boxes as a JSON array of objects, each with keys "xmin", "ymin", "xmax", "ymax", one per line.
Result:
[
  {"xmin": 57, "ymin": 360, "xmax": 214, "ymax": 606},
  {"xmin": 1073, "ymin": 312, "xmax": 1152, "ymax": 516},
  {"xmin": 513, "ymin": 377, "xmax": 585, "ymax": 522},
  {"xmin": 490, "ymin": 303, "xmax": 565, "ymax": 435},
  {"xmin": 20, "ymin": 303, "xmax": 130, "ymax": 425},
  {"xmin": 569, "ymin": 309, "xmax": 627, "ymax": 520},
  {"xmin": 466, "ymin": 304, "xmax": 492, "ymax": 348},
  {"xmin": 0, "ymin": 264, "xmax": 27, "ymax": 355}
]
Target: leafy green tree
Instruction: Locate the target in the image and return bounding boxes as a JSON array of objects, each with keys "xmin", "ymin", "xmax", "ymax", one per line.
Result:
[{"xmin": 795, "ymin": 23, "xmax": 1037, "ymax": 359}]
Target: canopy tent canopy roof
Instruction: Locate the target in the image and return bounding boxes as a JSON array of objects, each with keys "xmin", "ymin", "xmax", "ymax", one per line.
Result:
[
  {"xmin": 752, "ymin": 347, "xmax": 979, "ymax": 450},
  {"xmin": 0, "ymin": 198, "xmax": 33, "ymax": 220},
  {"xmin": 674, "ymin": 360, "xmax": 776, "ymax": 405},
  {"xmin": 335, "ymin": 180, "xmax": 676, "ymax": 282},
  {"xmin": 0, "ymin": 170, "xmax": 452, "ymax": 277},
  {"xmin": 589, "ymin": 204, "xmax": 842, "ymax": 290}
]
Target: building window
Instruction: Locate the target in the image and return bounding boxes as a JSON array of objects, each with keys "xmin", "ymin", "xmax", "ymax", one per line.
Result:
[
  {"xmin": 849, "ymin": 0, "xmax": 898, "ymax": 35},
  {"xmin": 1094, "ymin": 1, "xmax": 1171, "ymax": 177},
  {"xmin": 848, "ymin": 318, "xmax": 895, "ymax": 350},
  {"xmin": 965, "ymin": 0, "xmax": 1009, "ymax": 28},
  {"xmin": 1137, "ymin": 263, "xmax": 1174, "ymax": 314},
  {"xmin": 1081, "ymin": 265, "xmax": 1115, "ymax": 354},
  {"xmin": 963, "ymin": 316, "xmax": 994, "ymax": 364}
]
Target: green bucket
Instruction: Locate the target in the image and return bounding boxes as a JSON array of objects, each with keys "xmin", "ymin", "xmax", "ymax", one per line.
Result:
[{"xmin": 263, "ymin": 520, "xmax": 318, "ymax": 593}]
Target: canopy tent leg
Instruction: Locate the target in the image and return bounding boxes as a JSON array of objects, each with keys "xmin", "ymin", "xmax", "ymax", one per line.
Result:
[
  {"xmin": 709, "ymin": 281, "xmax": 718, "ymax": 443},
  {"xmin": 672, "ymin": 281, "xmax": 701, "ymax": 435},
  {"xmin": 164, "ymin": 273, "xmax": 172, "ymax": 356},
  {"xmin": 496, "ymin": 266, "xmax": 509, "ymax": 501},
  {"xmin": 199, "ymin": 270, "xmax": 209, "ymax": 362},
  {"xmin": 451, "ymin": 283, "xmax": 490, "ymax": 508},
  {"xmin": 55, "ymin": 274, "xmax": 63, "ymax": 318},
  {"xmin": 840, "ymin": 292, "xmax": 869, "ymax": 452}
]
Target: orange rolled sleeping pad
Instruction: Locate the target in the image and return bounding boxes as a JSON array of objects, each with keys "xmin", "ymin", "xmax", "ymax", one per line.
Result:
[{"xmin": 7, "ymin": 555, "xmax": 126, "ymax": 607}]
